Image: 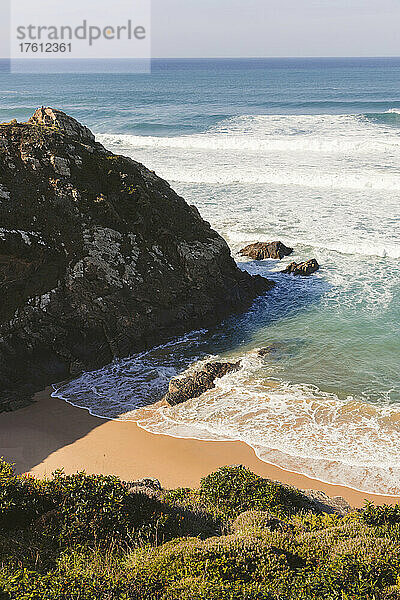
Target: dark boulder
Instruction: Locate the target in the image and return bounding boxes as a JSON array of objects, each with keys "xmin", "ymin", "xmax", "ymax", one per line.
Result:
[
  {"xmin": 164, "ymin": 361, "xmax": 241, "ymax": 406},
  {"xmin": 281, "ymin": 259, "xmax": 319, "ymax": 276},
  {"xmin": 0, "ymin": 108, "xmax": 274, "ymax": 410},
  {"xmin": 240, "ymin": 241, "xmax": 293, "ymax": 260}
]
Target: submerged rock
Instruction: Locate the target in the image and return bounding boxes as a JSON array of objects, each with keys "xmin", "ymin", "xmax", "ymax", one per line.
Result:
[
  {"xmin": 281, "ymin": 259, "xmax": 319, "ymax": 276},
  {"xmin": 164, "ymin": 361, "xmax": 241, "ymax": 405},
  {"xmin": 240, "ymin": 241, "xmax": 293, "ymax": 260},
  {"xmin": 0, "ymin": 108, "xmax": 274, "ymax": 409},
  {"xmin": 256, "ymin": 346, "xmax": 278, "ymax": 357}
]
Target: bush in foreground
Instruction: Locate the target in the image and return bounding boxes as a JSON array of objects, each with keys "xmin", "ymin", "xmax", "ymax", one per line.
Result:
[
  {"xmin": 199, "ymin": 465, "xmax": 316, "ymax": 519},
  {"xmin": 1, "ymin": 461, "xmax": 400, "ymax": 599}
]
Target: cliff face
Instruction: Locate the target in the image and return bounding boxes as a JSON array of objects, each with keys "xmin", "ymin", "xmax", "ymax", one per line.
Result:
[{"xmin": 0, "ymin": 108, "xmax": 273, "ymax": 409}]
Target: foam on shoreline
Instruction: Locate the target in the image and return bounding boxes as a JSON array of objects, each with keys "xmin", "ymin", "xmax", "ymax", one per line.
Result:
[{"xmin": 52, "ymin": 344, "xmax": 400, "ymax": 497}]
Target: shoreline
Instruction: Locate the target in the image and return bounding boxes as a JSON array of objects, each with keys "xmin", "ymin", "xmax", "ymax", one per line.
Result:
[
  {"xmin": 55, "ymin": 390, "xmax": 400, "ymax": 500},
  {"xmin": 0, "ymin": 387, "xmax": 399, "ymax": 509}
]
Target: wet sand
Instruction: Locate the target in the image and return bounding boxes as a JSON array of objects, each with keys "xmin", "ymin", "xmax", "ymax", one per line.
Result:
[{"xmin": 0, "ymin": 387, "xmax": 398, "ymax": 508}]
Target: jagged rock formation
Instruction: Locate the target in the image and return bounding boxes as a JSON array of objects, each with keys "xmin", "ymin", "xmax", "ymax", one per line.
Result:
[
  {"xmin": 282, "ymin": 259, "xmax": 320, "ymax": 276},
  {"xmin": 164, "ymin": 361, "xmax": 241, "ymax": 405},
  {"xmin": 240, "ymin": 241, "xmax": 293, "ymax": 260},
  {"xmin": 29, "ymin": 107, "xmax": 95, "ymax": 142},
  {"xmin": 0, "ymin": 108, "xmax": 274, "ymax": 410}
]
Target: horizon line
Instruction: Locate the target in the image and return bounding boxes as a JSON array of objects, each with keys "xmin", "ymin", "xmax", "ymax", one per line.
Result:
[
  {"xmin": 150, "ymin": 55, "xmax": 400, "ymax": 60},
  {"xmin": 2, "ymin": 56, "xmax": 400, "ymax": 61}
]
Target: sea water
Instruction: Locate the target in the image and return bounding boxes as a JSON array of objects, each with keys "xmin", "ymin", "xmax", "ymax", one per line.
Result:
[{"xmin": 1, "ymin": 58, "xmax": 399, "ymax": 494}]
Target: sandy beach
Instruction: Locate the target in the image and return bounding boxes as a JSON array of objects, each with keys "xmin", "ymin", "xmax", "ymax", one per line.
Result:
[{"xmin": 0, "ymin": 387, "xmax": 397, "ymax": 509}]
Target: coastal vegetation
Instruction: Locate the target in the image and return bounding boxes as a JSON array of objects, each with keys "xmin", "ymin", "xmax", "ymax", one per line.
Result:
[{"xmin": 1, "ymin": 460, "xmax": 400, "ymax": 599}]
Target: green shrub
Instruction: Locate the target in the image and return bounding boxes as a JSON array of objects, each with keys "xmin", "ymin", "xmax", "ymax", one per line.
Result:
[
  {"xmin": 199, "ymin": 465, "xmax": 315, "ymax": 519},
  {"xmin": 0, "ymin": 565, "xmax": 134, "ymax": 600},
  {"xmin": 232, "ymin": 510, "xmax": 294, "ymax": 536},
  {"xmin": 294, "ymin": 522, "xmax": 400, "ymax": 598},
  {"xmin": 45, "ymin": 470, "xmax": 155, "ymax": 547},
  {"xmin": 291, "ymin": 512, "xmax": 342, "ymax": 532},
  {"xmin": 37, "ymin": 470, "xmax": 218, "ymax": 548},
  {"xmin": 125, "ymin": 533, "xmax": 301, "ymax": 598},
  {"xmin": 0, "ymin": 461, "xmax": 220, "ymax": 557},
  {"xmin": 156, "ymin": 577, "xmax": 276, "ymax": 599},
  {"xmin": 360, "ymin": 502, "xmax": 400, "ymax": 541},
  {"xmin": 0, "ymin": 459, "xmax": 53, "ymax": 531},
  {"xmin": 161, "ymin": 487, "xmax": 224, "ymax": 534},
  {"xmin": 361, "ymin": 501, "xmax": 400, "ymax": 527},
  {"xmin": 2, "ymin": 459, "xmax": 400, "ymax": 599}
]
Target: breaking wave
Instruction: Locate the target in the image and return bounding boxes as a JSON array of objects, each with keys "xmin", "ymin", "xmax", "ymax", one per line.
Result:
[{"xmin": 99, "ymin": 113, "xmax": 400, "ymax": 191}]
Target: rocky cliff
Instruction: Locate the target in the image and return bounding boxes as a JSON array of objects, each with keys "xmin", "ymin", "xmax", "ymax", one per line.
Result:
[{"xmin": 0, "ymin": 108, "xmax": 273, "ymax": 409}]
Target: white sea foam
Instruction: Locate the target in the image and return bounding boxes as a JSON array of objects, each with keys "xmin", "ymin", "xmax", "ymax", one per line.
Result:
[
  {"xmin": 100, "ymin": 131, "xmax": 400, "ymax": 156},
  {"xmin": 312, "ymin": 241, "xmax": 400, "ymax": 260},
  {"xmin": 158, "ymin": 167, "xmax": 400, "ymax": 192},
  {"xmin": 99, "ymin": 113, "xmax": 400, "ymax": 192},
  {"xmin": 53, "ymin": 349, "xmax": 400, "ymax": 495},
  {"xmin": 99, "ymin": 113, "xmax": 400, "ymax": 156},
  {"xmin": 52, "ymin": 330, "xmax": 209, "ymax": 419}
]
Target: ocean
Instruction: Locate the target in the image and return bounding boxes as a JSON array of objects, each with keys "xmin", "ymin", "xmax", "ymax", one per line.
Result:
[{"xmin": 1, "ymin": 58, "xmax": 399, "ymax": 494}]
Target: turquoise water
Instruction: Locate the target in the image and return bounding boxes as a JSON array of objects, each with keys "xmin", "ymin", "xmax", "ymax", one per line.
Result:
[{"xmin": 1, "ymin": 58, "xmax": 399, "ymax": 493}]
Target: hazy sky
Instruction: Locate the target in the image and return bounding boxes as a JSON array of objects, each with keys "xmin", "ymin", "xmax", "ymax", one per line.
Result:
[
  {"xmin": 2, "ymin": 0, "xmax": 400, "ymax": 60},
  {"xmin": 152, "ymin": 0, "xmax": 400, "ymax": 57}
]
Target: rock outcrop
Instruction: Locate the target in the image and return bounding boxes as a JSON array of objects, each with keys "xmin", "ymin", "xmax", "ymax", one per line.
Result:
[
  {"xmin": 240, "ymin": 241, "xmax": 293, "ymax": 260},
  {"xmin": 29, "ymin": 107, "xmax": 95, "ymax": 143},
  {"xmin": 164, "ymin": 361, "xmax": 241, "ymax": 405},
  {"xmin": 125, "ymin": 478, "xmax": 163, "ymax": 498},
  {"xmin": 281, "ymin": 259, "xmax": 319, "ymax": 276},
  {"xmin": 0, "ymin": 108, "xmax": 274, "ymax": 410},
  {"xmin": 302, "ymin": 490, "xmax": 352, "ymax": 515}
]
